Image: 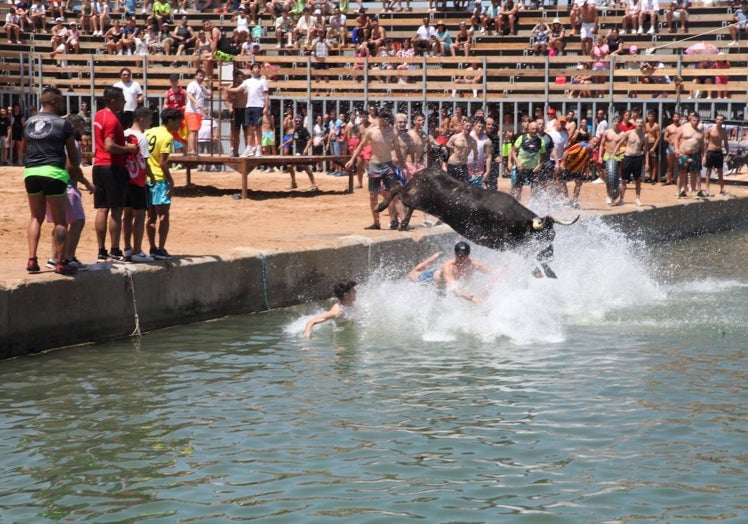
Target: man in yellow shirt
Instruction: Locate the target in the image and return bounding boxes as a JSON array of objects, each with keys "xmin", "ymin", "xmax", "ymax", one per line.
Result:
[{"xmin": 145, "ymin": 107, "xmax": 183, "ymax": 260}]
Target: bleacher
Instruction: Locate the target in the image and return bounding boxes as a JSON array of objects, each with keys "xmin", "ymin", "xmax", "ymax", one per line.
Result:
[{"xmin": 1, "ymin": 0, "xmax": 746, "ymax": 107}]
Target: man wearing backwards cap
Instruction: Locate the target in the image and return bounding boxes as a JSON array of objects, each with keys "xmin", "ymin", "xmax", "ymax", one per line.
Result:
[{"xmin": 408, "ymin": 242, "xmax": 492, "ymax": 304}]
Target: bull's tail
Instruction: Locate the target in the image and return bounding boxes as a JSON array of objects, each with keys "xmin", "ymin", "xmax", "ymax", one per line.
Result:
[{"xmin": 373, "ymin": 181, "xmax": 404, "ymax": 213}]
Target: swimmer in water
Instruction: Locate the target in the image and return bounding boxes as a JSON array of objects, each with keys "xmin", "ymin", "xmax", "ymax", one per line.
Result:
[
  {"xmin": 303, "ymin": 280, "xmax": 357, "ymax": 338},
  {"xmin": 408, "ymin": 242, "xmax": 491, "ymax": 305}
]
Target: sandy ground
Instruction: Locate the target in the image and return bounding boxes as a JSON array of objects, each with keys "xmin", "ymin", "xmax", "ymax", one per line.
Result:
[{"xmin": 2, "ymin": 161, "xmax": 746, "ymax": 284}]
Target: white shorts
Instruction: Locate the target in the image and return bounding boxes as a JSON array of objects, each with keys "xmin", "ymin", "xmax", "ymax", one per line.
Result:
[{"xmin": 580, "ymin": 22, "xmax": 595, "ymax": 40}]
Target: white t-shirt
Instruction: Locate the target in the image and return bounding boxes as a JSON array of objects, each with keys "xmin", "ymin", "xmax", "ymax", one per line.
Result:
[
  {"xmin": 241, "ymin": 76, "xmax": 268, "ymax": 108},
  {"xmin": 185, "ymin": 79, "xmax": 209, "ymax": 114},
  {"xmin": 416, "ymin": 24, "xmax": 436, "ymax": 41},
  {"xmin": 198, "ymin": 118, "xmax": 217, "ymax": 141},
  {"xmin": 112, "ymin": 80, "xmax": 142, "ymax": 112},
  {"xmin": 546, "ymin": 128, "xmax": 569, "ymax": 160}
]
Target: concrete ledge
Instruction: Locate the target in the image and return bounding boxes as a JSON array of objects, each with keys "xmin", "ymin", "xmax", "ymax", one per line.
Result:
[{"xmin": 2, "ymin": 197, "xmax": 747, "ymax": 359}]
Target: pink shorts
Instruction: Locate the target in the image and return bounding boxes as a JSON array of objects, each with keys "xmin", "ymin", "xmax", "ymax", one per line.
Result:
[
  {"xmin": 404, "ymin": 161, "xmax": 425, "ymax": 181},
  {"xmin": 361, "ymin": 145, "xmax": 372, "ymax": 160},
  {"xmin": 45, "ymin": 185, "xmax": 85, "ymax": 224}
]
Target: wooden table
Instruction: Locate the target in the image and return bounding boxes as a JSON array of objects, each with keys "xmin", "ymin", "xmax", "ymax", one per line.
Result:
[{"xmin": 169, "ymin": 154, "xmax": 352, "ymax": 199}]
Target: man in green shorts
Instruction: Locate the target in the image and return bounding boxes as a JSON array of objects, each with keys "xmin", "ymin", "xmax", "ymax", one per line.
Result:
[{"xmin": 24, "ymin": 86, "xmax": 84, "ymax": 275}]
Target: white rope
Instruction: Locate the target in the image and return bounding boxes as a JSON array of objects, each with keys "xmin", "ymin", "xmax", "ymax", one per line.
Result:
[
  {"xmin": 124, "ymin": 267, "xmax": 142, "ymax": 337},
  {"xmin": 644, "ymin": 22, "xmax": 739, "ymax": 55}
]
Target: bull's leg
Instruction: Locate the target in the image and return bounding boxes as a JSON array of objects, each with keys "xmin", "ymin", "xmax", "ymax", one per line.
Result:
[
  {"xmin": 540, "ymin": 263, "xmax": 558, "ymax": 279},
  {"xmin": 398, "ymin": 206, "xmax": 416, "ymax": 231}
]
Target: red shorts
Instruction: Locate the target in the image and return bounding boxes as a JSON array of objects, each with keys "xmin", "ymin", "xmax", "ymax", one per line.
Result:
[{"xmin": 185, "ymin": 112, "xmax": 203, "ymax": 132}]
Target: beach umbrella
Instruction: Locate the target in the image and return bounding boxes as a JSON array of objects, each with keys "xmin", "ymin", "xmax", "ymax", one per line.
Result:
[{"xmin": 684, "ymin": 42, "xmax": 719, "ymax": 55}]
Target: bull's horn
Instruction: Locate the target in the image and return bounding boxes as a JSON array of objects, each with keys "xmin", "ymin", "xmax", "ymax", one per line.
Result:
[
  {"xmin": 532, "ymin": 217, "xmax": 545, "ymax": 230},
  {"xmin": 553, "ymin": 215, "xmax": 580, "ymax": 227}
]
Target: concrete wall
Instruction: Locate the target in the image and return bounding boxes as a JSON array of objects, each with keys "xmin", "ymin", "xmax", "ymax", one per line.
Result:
[{"xmin": 2, "ymin": 197, "xmax": 747, "ymax": 359}]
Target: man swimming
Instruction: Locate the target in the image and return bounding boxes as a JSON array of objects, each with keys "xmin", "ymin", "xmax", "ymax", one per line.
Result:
[
  {"xmin": 408, "ymin": 242, "xmax": 491, "ymax": 304},
  {"xmin": 303, "ymin": 280, "xmax": 357, "ymax": 338}
]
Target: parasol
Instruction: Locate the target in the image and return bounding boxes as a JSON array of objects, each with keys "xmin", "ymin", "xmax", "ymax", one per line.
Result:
[{"xmin": 684, "ymin": 42, "xmax": 720, "ymax": 55}]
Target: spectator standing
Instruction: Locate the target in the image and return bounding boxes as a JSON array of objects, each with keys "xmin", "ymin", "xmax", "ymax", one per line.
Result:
[
  {"xmin": 662, "ymin": 112, "xmax": 680, "ymax": 185},
  {"xmin": 703, "ymin": 113, "xmax": 729, "ymax": 196},
  {"xmin": 93, "ymin": 87, "xmax": 138, "ymax": 262},
  {"xmin": 643, "ymin": 110, "xmax": 661, "ymax": 183},
  {"xmin": 285, "ymin": 116, "xmax": 318, "ymax": 190},
  {"xmin": 614, "ymin": 116, "xmax": 647, "ymax": 205},
  {"xmin": 78, "ymin": 101, "xmax": 92, "ymax": 164},
  {"xmin": 10, "ymin": 103, "xmax": 25, "ymax": 166},
  {"xmin": 112, "ymin": 67, "xmax": 143, "ymax": 129},
  {"xmin": 511, "ymin": 121, "xmax": 547, "ymax": 200},
  {"xmin": 184, "ymin": 69, "xmax": 211, "ymax": 155},
  {"xmin": 223, "ymin": 63, "xmax": 268, "ymax": 158},
  {"xmin": 164, "ymin": 74, "xmax": 187, "ymax": 111},
  {"xmin": 579, "ymin": 0, "xmax": 597, "ymax": 57},
  {"xmin": 559, "ymin": 136, "xmax": 598, "ymax": 207},
  {"xmin": 123, "ymin": 106, "xmax": 155, "ymax": 263},
  {"xmin": 24, "ymin": 87, "xmax": 84, "ymax": 275},
  {"xmin": 225, "ymin": 69, "xmax": 248, "ymax": 157},
  {"xmin": 144, "ymin": 108, "xmax": 184, "ymax": 260},
  {"xmin": 0, "ymin": 107, "xmax": 9, "ymax": 165}
]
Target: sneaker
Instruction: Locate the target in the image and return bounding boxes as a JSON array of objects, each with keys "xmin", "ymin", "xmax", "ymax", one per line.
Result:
[
  {"xmin": 46, "ymin": 258, "xmax": 58, "ymax": 270},
  {"xmin": 254, "ymin": 148, "xmax": 263, "ymax": 157},
  {"xmin": 109, "ymin": 248, "xmax": 126, "ymax": 261},
  {"xmin": 242, "ymin": 146, "xmax": 254, "ymax": 157},
  {"xmin": 606, "ymin": 196, "xmax": 613, "ymax": 205},
  {"xmin": 27, "ymin": 257, "xmax": 40, "ymax": 273},
  {"xmin": 637, "ymin": 27, "xmax": 643, "ymax": 34},
  {"xmin": 307, "ymin": 185, "xmax": 319, "ymax": 191},
  {"xmin": 97, "ymin": 248, "xmax": 109, "ymax": 262},
  {"xmin": 696, "ymin": 190, "xmax": 706, "ymax": 197},
  {"xmin": 131, "ymin": 251, "xmax": 155, "ymax": 263},
  {"xmin": 364, "ymin": 223, "xmax": 381, "ymax": 230},
  {"xmin": 286, "ymin": 183, "xmax": 298, "ymax": 189},
  {"xmin": 592, "ymin": 177, "xmax": 604, "ymax": 184},
  {"xmin": 729, "ymin": 40, "xmax": 738, "ymax": 47},
  {"xmin": 152, "ymin": 248, "xmax": 172, "ymax": 260},
  {"xmin": 123, "ymin": 248, "xmax": 133, "ymax": 258},
  {"xmin": 635, "ymin": 198, "xmax": 642, "ymax": 206},
  {"xmin": 647, "ymin": 26, "xmax": 655, "ymax": 34},
  {"xmin": 68, "ymin": 257, "xmax": 89, "ymax": 271},
  {"xmin": 55, "ymin": 260, "xmax": 78, "ymax": 276}
]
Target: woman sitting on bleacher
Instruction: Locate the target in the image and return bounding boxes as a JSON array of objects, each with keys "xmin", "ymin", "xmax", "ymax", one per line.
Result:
[
  {"xmin": 434, "ymin": 21, "xmax": 454, "ymax": 57},
  {"xmin": 530, "ymin": 21, "xmax": 549, "ymax": 55},
  {"xmin": 548, "ymin": 18, "xmax": 565, "ymax": 56},
  {"xmin": 92, "ymin": 0, "xmax": 109, "ymax": 37},
  {"xmin": 590, "ymin": 34, "xmax": 610, "ymax": 82},
  {"xmin": 453, "ymin": 21, "xmax": 471, "ymax": 58},
  {"xmin": 621, "ymin": 0, "xmax": 641, "ymax": 35},
  {"xmin": 396, "ymin": 37, "xmax": 416, "ymax": 82},
  {"xmin": 104, "ymin": 18, "xmax": 124, "ymax": 54},
  {"xmin": 79, "ymin": 0, "xmax": 95, "ymax": 35}
]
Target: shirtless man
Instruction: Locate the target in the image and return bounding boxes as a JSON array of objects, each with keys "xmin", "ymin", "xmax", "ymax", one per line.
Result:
[
  {"xmin": 408, "ymin": 242, "xmax": 492, "ymax": 304},
  {"xmin": 303, "ymin": 280, "xmax": 357, "ymax": 338},
  {"xmin": 598, "ymin": 115, "xmax": 622, "ymax": 205},
  {"xmin": 281, "ymin": 106, "xmax": 294, "ymax": 155},
  {"xmin": 260, "ymin": 106, "xmax": 276, "ymax": 163},
  {"xmin": 407, "ymin": 112, "xmax": 433, "ymax": 178},
  {"xmin": 663, "ymin": 112, "xmax": 681, "ymax": 185},
  {"xmin": 390, "ymin": 113, "xmax": 416, "ymax": 227},
  {"xmin": 674, "ymin": 112, "xmax": 704, "ymax": 198},
  {"xmin": 449, "ymin": 105, "xmax": 466, "ymax": 135},
  {"xmin": 579, "ymin": 0, "xmax": 598, "ymax": 57},
  {"xmin": 701, "ymin": 114, "xmax": 729, "ymax": 197},
  {"xmin": 643, "ymin": 110, "xmax": 661, "ymax": 184},
  {"xmin": 225, "ymin": 69, "xmax": 247, "ymax": 157},
  {"xmin": 346, "ymin": 111, "xmax": 406, "ymax": 230},
  {"xmin": 445, "ymin": 118, "xmax": 478, "ymax": 184},
  {"xmin": 467, "ymin": 116, "xmax": 492, "ymax": 186},
  {"xmin": 452, "ymin": 61, "xmax": 482, "ymax": 99},
  {"xmin": 614, "ymin": 116, "xmax": 647, "ymax": 206}
]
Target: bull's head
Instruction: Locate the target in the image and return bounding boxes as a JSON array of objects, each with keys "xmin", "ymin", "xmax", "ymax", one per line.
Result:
[{"xmin": 530, "ymin": 215, "xmax": 580, "ymax": 278}]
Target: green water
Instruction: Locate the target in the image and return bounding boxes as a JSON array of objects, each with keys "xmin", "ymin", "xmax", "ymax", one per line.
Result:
[{"xmin": 1, "ymin": 225, "xmax": 747, "ymax": 523}]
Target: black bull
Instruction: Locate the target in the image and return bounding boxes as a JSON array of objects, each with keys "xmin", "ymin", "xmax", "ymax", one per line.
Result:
[{"xmin": 375, "ymin": 167, "xmax": 579, "ymax": 278}]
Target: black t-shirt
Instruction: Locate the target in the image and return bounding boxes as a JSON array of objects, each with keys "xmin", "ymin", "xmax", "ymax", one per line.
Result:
[
  {"xmin": 0, "ymin": 117, "xmax": 9, "ymax": 136},
  {"xmin": 293, "ymin": 127, "xmax": 311, "ymax": 154},
  {"xmin": 24, "ymin": 111, "xmax": 73, "ymax": 169}
]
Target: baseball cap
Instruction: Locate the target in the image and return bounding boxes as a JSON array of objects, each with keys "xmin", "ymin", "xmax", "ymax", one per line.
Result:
[
  {"xmin": 314, "ymin": 8, "xmax": 321, "ymax": 14},
  {"xmin": 55, "ymin": 17, "xmax": 64, "ymax": 22},
  {"xmin": 454, "ymin": 241, "xmax": 471, "ymax": 255},
  {"xmin": 547, "ymin": 107, "xmax": 556, "ymax": 115},
  {"xmin": 558, "ymin": 116, "xmax": 567, "ymax": 123},
  {"xmin": 629, "ymin": 45, "xmax": 638, "ymax": 54}
]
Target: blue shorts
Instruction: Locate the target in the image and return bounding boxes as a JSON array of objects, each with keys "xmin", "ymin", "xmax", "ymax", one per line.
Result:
[
  {"xmin": 147, "ymin": 180, "xmax": 171, "ymax": 206},
  {"xmin": 418, "ymin": 268, "xmax": 437, "ymax": 284}
]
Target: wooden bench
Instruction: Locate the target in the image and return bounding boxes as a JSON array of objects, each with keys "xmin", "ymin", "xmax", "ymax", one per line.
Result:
[{"xmin": 169, "ymin": 154, "xmax": 352, "ymax": 198}]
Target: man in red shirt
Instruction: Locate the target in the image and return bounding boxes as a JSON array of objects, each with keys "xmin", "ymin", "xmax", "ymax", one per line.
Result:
[
  {"xmin": 164, "ymin": 74, "xmax": 186, "ymax": 111},
  {"xmin": 93, "ymin": 86, "xmax": 138, "ymax": 262}
]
